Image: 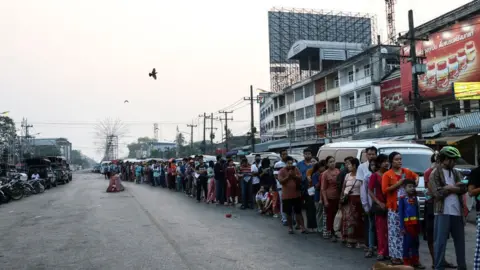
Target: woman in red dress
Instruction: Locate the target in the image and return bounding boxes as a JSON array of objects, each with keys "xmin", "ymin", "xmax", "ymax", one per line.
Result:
[{"xmin": 225, "ymin": 159, "xmax": 238, "ymax": 206}]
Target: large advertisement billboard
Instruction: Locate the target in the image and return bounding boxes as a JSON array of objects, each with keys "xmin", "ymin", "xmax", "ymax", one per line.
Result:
[
  {"xmin": 400, "ymin": 15, "xmax": 480, "ymax": 104},
  {"xmin": 380, "ymin": 77, "xmax": 405, "ymax": 125}
]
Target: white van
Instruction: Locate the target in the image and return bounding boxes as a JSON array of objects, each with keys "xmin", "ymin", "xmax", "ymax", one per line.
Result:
[{"xmin": 317, "ymin": 140, "xmax": 434, "ymax": 219}]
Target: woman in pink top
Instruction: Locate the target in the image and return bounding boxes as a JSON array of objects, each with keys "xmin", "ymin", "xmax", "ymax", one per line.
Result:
[{"xmin": 340, "ymin": 158, "xmax": 363, "ymax": 248}]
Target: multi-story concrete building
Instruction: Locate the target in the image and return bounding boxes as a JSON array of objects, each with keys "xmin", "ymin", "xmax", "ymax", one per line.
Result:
[
  {"xmin": 260, "ymin": 44, "xmax": 400, "ymax": 143},
  {"xmin": 314, "ymin": 45, "xmax": 400, "ymax": 139},
  {"xmin": 34, "ymin": 138, "xmax": 72, "ymax": 162}
]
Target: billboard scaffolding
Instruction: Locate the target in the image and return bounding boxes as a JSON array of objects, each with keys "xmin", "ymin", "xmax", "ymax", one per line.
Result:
[{"xmin": 268, "ymin": 7, "xmax": 378, "ymax": 92}]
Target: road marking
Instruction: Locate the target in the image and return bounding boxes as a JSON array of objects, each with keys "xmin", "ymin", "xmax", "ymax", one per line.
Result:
[{"xmin": 34, "ymin": 216, "xmax": 42, "ymax": 219}]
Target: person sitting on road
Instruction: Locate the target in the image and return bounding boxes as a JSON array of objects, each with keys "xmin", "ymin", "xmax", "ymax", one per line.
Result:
[{"xmin": 255, "ymin": 186, "xmax": 266, "ymax": 212}]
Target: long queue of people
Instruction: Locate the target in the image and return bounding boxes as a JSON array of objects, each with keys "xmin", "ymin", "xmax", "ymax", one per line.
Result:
[{"xmin": 107, "ymin": 145, "xmax": 480, "ymax": 270}]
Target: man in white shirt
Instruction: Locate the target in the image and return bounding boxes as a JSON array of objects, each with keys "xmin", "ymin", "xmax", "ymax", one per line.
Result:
[
  {"xmin": 251, "ymin": 154, "xmax": 262, "ymax": 208},
  {"xmin": 358, "ymin": 146, "xmax": 377, "ymax": 256},
  {"xmin": 31, "ymin": 171, "xmax": 40, "ymax": 180},
  {"xmin": 429, "ymin": 146, "xmax": 467, "ymax": 270},
  {"xmin": 274, "ymin": 149, "xmax": 289, "ymax": 225}
]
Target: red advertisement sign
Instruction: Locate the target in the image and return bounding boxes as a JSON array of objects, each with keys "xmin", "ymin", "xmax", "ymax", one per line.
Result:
[
  {"xmin": 380, "ymin": 77, "xmax": 405, "ymax": 125},
  {"xmin": 400, "ymin": 15, "xmax": 480, "ymax": 103}
]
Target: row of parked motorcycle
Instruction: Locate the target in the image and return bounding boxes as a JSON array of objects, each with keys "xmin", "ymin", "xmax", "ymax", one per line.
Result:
[{"xmin": 0, "ymin": 172, "xmax": 72, "ymax": 204}]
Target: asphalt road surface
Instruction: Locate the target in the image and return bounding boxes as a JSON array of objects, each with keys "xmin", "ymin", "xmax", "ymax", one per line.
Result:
[{"xmin": 0, "ymin": 172, "xmax": 476, "ymax": 270}]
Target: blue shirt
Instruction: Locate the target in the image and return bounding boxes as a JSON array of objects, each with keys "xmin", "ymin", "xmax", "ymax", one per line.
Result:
[
  {"xmin": 296, "ymin": 160, "xmax": 314, "ymax": 194},
  {"xmin": 311, "ymin": 172, "xmax": 321, "ymax": 202}
]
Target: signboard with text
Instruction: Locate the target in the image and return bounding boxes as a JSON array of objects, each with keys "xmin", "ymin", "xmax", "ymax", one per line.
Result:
[
  {"xmin": 453, "ymin": 82, "xmax": 480, "ymax": 100},
  {"xmin": 400, "ymin": 15, "xmax": 480, "ymax": 104}
]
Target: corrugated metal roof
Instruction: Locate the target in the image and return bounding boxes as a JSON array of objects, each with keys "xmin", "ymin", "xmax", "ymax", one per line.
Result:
[
  {"xmin": 353, "ymin": 117, "xmax": 448, "ymax": 140},
  {"xmin": 433, "ymin": 112, "xmax": 480, "ymax": 132},
  {"xmin": 419, "ymin": 135, "xmax": 473, "ymax": 146}
]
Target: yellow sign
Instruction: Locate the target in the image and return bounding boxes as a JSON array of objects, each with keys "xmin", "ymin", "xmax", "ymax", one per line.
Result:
[{"xmin": 453, "ymin": 82, "xmax": 480, "ymax": 100}]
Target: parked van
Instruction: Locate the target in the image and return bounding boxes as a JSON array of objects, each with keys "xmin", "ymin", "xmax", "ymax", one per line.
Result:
[{"xmin": 317, "ymin": 140, "xmax": 434, "ymax": 219}]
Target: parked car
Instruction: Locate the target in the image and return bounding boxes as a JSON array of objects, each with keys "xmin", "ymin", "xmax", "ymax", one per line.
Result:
[
  {"xmin": 317, "ymin": 140, "xmax": 434, "ymax": 220},
  {"xmin": 46, "ymin": 156, "xmax": 69, "ymax": 184},
  {"xmin": 24, "ymin": 157, "xmax": 57, "ymax": 189}
]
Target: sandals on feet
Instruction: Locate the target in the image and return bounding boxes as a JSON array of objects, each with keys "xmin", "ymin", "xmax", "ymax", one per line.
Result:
[
  {"xmin": 391, "ymin": 259, "xmax": 403, "ymax": 265},
  {"xmin": 365, "ymin": 249, "xmax": 373, "ymax": 258}
]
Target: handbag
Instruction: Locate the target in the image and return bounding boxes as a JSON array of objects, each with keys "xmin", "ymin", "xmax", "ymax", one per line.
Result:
[
  {"xmin": 370, "ymin": 173, "xmax": 387, "ymax": 215},
  {"xmin": 333, "ymin": 209, "xmax": 343, "ymax": 232},
  {"xmin": 371, "ymin": 202, "xmax": 387, "ymax": 215},
  {"xmin": 340, "ymin": 176, "xmax": 358, "ymax": 205}
]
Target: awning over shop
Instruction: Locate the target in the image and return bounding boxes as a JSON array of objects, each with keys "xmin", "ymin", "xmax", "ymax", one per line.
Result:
[
  {"xmin": 353, "ymin": 117, "xmax": 449, "ymax": 140},
  {"xmin": 417, "ymin": 135, "xmax": 473, "ymax": 145}
]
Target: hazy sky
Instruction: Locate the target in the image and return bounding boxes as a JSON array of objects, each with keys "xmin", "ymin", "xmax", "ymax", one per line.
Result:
[{"xmin": 0, "ymin": 0, "xmax": 471, "ymax": 161}]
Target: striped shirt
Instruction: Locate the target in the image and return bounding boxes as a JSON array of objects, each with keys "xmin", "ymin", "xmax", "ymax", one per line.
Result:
[{"xmin": 239, "ymin": 165, "xmax": 252, "ymax": 182}]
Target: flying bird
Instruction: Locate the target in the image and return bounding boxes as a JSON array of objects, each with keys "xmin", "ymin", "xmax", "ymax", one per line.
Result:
[
  {"xmin": 149, "ymin": 68, "xmax": 157, "ymax": 80},
  {"xmin": 124, "ymin": 100, "xmax": 129, "ymax": 103}
]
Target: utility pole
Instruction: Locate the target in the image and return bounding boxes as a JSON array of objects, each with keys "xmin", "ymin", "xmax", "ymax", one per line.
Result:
[
  {"xmin": 206, "ymin": 113, "xmax": 218, "ymax": 154},
  {"xmin": 187, "ymin": 122, "xmax": 197, "ymax": 152},
  {"xmin": 243, "ymin": 85, "xmax": 258, "ymax": 152},
  {"xmin": 218, "ymin": 111, "xmax": 233, "ymax": 153},
  {"xmin": 198, "ymin": 113, "xmax": 208, "ymax": 153},
  {"xmin": 21, "ymin": 118, "xmax": 33, "ymax": 159},
  {"xmin": 407, "ymin": 10, "xmax": 426, "ymax": 140}
]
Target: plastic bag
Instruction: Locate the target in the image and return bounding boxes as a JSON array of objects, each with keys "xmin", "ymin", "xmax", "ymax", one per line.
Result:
[
  {"xmin": 307, "ymin": 186, "xmax": 315, "ymax": 196},
  {"xmin": 333, "ymin": 209, "xmax": 343, "ymax": 232}
]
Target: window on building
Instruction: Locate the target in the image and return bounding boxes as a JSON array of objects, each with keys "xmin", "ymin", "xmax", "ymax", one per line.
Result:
[
  {"xmin": 331, "ymin": 122, "xmax": 341, "ymax": 136},
  {"xmin": 295, "ymin": 108, "xmax": 304, "ymax": 120},
  {"xmin": 349, "ymin": 95, "xmax": 355, "ymax": 109},
  {"xmin": 304, "ymin": 84, "xmax": 313, "ymax": 98},
  {"xmin": 334, "ymin": 77, "xmax": 339, "ymax": 87},
  {"xmin": 364, "ymin": 64, "xmax": 371, "ymax": 77},
  {"xmin": 350, "ymin": 121, "xmax": 356, "ymax": 134},
  {"xmin": 334, "ymin": 100, "xmax": 340, "ymax": 111},
  {"xmin": 366, "ymin": 118, "xmax": 373, "ymax": 128},
  {"xmin": 304, "ymin": 105, "xmax": 314, "ymax": 118},
  {"xmin": 294, "ymin": 88, "xmax": 303, "ymax": 102},
  {"xmin": 306, "ymin": 126, "xmax": 316, "ymax": 139},
  {"xmin": 365, "ymin": 91, "xmax": 371, "ymax": 104},
  {"xmin": 348, "ymin": 71, "xmax": 354, "ymax": 83}
]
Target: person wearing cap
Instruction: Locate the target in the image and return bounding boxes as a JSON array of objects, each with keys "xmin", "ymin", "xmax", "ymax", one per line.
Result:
[{"xmin": 429, "ymin": 146, "xmax": 467, "ymax": 270}]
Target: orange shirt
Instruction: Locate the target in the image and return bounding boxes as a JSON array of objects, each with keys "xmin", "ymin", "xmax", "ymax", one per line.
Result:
[{"xmin": 381, "ymin": 168, "xmax": 418, "ymax": 211}]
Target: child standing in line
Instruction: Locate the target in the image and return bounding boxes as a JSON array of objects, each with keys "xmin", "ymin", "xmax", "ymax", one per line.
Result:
[
  {"xmin": 398, "ymin": 179, "xmax": 425, "ymax": 269},
  {"xmin": 255, "ymin": 186, "xmax": 266, "ymax": 212}
]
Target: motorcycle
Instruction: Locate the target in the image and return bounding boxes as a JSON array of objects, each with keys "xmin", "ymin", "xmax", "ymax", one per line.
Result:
[
  {"xmin": 1, "ymin": 176, "xmax": 24, "ymax": 201},
  {"xmin": 27, "ymin": 178, "xmax": 45, "ymax": 194}
]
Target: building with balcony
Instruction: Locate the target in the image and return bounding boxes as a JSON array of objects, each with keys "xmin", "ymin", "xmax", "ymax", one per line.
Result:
[
  {"xmin": 260, "ymin": 41, "xmax": 370, "ymax": 143},
  {"xmin": 259, "ymin": 81, "xmax": 316, "ymax": 143},
  {"xmin": 313, "ymin": 44, "xmax": 400, "ymax": 139}
]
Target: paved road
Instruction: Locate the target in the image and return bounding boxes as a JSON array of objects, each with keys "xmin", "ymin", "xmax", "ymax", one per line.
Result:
[{"xmin": 0, "ymin": 172, "xmax": 476, "ymax": 270}]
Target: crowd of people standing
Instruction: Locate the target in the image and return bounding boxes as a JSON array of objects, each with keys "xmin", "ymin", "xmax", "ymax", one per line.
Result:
[{"xmin": 104, "ymin": 144, "xmax": 480, "ymax": 270}]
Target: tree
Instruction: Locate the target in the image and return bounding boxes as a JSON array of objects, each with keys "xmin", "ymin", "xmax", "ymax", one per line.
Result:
[
  {"xmin": 94, "ymin": 118, "xmax": 128, "ymax": 160},
  {"xmin": 0, "ymin": 116, "xmax": 16, "ymax": 163},
  {"xmin": 127, "ymin": 137, "xmax": 157, "ymax": 158},
  {"xmin": 71, "ymin": 149, "xmax": 92, "ymax": 168}
]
